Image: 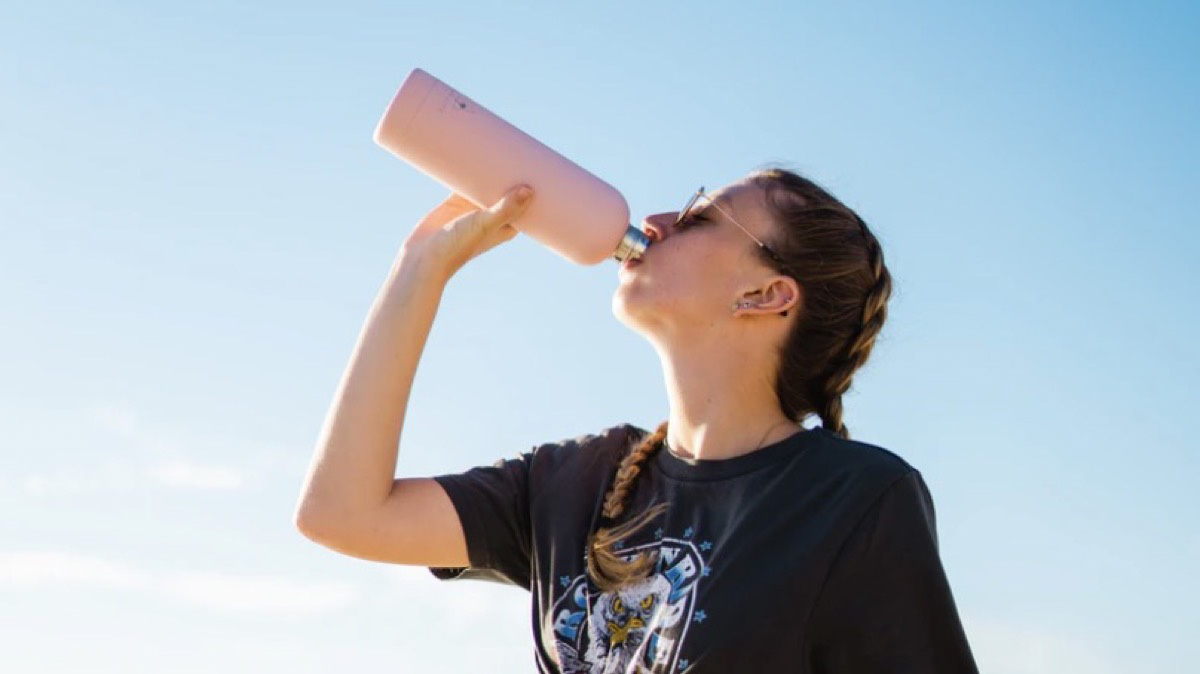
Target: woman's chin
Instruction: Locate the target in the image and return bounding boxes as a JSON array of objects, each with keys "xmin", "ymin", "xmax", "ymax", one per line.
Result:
[
  {"xmin": 611, "ymin": 286, "xmax": 635, "ymax": 324},
  {"xmin": 611, "ymin": 285, "xmax": 664, "ymax": 334},
  {"xmin": 612, "ymin": 284, "xmax": 644, "ymax": 323}
]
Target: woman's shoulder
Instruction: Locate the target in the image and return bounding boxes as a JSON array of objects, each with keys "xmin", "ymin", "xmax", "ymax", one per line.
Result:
[
  {"xmin": 807, "ymin": 426, "xmax": 920, "ymax": 485},
  {"xmin": 526, "ymin": 422, "xmax": 644, "ymax": 474}
]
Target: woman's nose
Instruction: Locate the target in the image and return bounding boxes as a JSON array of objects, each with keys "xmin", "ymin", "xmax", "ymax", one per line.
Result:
[{"xmin": 641, "ymin": 212, "xmax": 676, "ymax": 243}]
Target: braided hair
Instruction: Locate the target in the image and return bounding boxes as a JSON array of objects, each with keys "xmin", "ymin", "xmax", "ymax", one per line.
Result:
[
  {"xmin": 753, "ymin": 166, "xmax": 892, "ymax": 438},
  {"xmin": 586, "ymin": 166, "xmax": 893, "ymax": 591},
  {"xmin": 585, "ymin": 421, "xmax": 670, "ymax": 592}
]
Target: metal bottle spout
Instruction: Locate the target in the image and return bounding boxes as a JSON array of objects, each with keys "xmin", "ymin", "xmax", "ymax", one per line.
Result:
[{"xmin": 612, "ymin": 225, "xmax": 650, "ymax": 263}]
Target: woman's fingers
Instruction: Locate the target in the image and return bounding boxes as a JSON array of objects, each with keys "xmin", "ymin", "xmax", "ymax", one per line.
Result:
[
  {"xmin": 441, "ymin": 184, "xmax": 531, "ymax": 221},
  {"xmin": 403, "ymin": 185, "xmax": 533, "ymax": 278},
  {"xmin": 470, "ymin": 185, "xmax": 532, "ymax": 242},
  {"xmin": 485, "ymin": 185, "xmax": 533, "ymax": 225},
  {"xmin": 474, "ymin": 187, "xmax": 528, "ymax": 253}
]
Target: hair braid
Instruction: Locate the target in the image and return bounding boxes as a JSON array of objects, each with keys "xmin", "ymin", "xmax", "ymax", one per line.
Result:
[
  {"xmin": 813, "ymin": 222, "xmax": 892, "ymax": 439},
  {"xmin": 751, "ymin": 166, "xmax": 894, "ymax": 440},
  {"xmin": 586, "ymin": 421, "xmax": 670, "ymax": 592}
]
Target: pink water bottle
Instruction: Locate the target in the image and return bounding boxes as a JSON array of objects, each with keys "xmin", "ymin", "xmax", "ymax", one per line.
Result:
[{"xmin": 372, "ymin": 68, "xmax": 648, "ymax": 265}]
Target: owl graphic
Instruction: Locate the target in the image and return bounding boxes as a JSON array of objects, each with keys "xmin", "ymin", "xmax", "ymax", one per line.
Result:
[
  {"xmin": 551, "ymin": 537, "xmax": 705, "ymax": 673},
  {"xmin": 581, "ymin": 573, "xmax": 684, "ymax": 673}
]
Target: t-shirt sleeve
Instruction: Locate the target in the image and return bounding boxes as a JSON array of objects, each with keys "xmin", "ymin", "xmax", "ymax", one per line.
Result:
[
  {"xmin": 426, "ymin": 451, "xmax": 534, "ymax": 588},
  {"xmin": 803, "ymin": 469, "xmax": 979, "ymax": 673}
]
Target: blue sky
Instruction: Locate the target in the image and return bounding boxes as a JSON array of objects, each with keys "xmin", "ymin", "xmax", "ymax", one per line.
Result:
[{"xmin": 1, "ymin": 1, "xmax": 1197, "ymax": 671}]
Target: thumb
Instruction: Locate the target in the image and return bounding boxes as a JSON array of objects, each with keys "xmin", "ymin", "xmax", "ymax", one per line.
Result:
[{"xmin": 495, "ymin": 223, "xmax": 520, "ymax": 244}]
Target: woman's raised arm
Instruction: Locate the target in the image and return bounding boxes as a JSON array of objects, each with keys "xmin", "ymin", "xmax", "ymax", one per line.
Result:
[{"xmin": 293, "ymin": 185, "xmax": 532, "ymax": 566}]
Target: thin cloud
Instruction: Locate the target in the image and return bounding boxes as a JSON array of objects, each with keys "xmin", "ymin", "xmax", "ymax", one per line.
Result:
[
  {"xmin": 15, "ymin": 399, "xmax": 266, "ymax": 495},
  {"xmin": 967, "ymin": 614, "xmax": 1123, "ymax": 674},
  {"xmin": 82, "ymin": 397, "xmax": 225, "ymax": 460},
  {"xmin": 160, "ymin": 572, "xmax": 357, "ymax": 614},
  {"xmin": 146, "ymin": 460, "xmax": 247, "ymax": 491},
  {"xmin": 0, "ymin": 551, "xmax": 358, "ymax": 615},
  {"xmin": 16, "ymin": 460, "xmax": 249, "ymax": 495},
  {"xmin": 379, "ymin": 563, "xmax": 526, "ymax": 626},
  {"xmin": 77, "ymin": 398, "xmax": 305, "ymax": 478},
  {"xmin": 0, "ymin": 551, "xmax": 148, "ymax": 591},
  {"xmin": 83, "ymin": 400, "xmax": 141, "ymax": 439}
]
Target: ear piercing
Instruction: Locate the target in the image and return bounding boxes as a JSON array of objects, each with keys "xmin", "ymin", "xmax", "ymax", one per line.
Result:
[{"xmin": 734, "ymin": 300, "xmax": 789, "ymax": 317}]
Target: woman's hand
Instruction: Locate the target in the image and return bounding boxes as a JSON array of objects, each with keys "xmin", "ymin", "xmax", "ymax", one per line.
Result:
[{"xmin": 400, "ymin": 184, "xmax": 533, "ymax": 281}]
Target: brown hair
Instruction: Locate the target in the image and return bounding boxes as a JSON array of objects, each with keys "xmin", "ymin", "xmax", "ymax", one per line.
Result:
[
  {"xmin": 585, "ymin": 166, "xmax": 893, "ymax": 591},
  {"xmin": 753, "ymin": 166, "xmax": 893, "ymax": 437},
  {"xmin": 584, "ymin": 421, "xmax": 670, "ymax": 591}
]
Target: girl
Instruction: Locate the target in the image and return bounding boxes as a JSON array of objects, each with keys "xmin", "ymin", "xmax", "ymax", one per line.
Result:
[{"xmin": 296, "ymin": 167, "xmax": 979, "ymax": 673}]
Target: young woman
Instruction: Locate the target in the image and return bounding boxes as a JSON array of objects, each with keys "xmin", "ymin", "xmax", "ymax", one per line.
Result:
[{"xmin": 295, "ymin": 167, "xmax": 979, "ymax": 673}]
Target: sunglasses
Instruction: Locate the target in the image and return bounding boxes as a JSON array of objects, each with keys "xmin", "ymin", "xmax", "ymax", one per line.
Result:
[{"xmin": 673, "ymin": 186, "xmax": 789, "ymax": 270}]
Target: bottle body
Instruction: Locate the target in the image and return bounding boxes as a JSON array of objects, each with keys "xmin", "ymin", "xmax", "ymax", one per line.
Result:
[{"xmin": 373, "ymin": 68, "xmax": 647, "ymax": 265}]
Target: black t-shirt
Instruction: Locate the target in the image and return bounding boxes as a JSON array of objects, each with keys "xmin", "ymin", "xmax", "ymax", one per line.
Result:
[{"xmin": 429, "ymin": 424, "xmax": 979, "ymax": 673}]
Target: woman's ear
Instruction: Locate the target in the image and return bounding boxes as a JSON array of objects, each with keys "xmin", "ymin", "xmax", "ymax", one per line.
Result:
[
  {"xmin": 760, "ymin": 276, "xmax": 801, "ymax": 317},
  {"xmin": 733, "ymin": 276, "xmax": 802, "ymax": 317}
]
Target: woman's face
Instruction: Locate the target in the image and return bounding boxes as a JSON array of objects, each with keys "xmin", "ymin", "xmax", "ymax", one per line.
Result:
[{"xmin": 612, "ymin": 179, "xmax": 785, "ymax": 338}]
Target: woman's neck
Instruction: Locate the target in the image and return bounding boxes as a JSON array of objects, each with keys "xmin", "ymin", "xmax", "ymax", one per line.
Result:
[{"xmin": 655, "ymin": 339, "xmax": 800, "ymax": 461}]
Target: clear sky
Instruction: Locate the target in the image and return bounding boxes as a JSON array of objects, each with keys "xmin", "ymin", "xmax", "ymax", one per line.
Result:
[{"xmin": 1, "ymin": 1, "xmax": 1197, "ymax": 672}]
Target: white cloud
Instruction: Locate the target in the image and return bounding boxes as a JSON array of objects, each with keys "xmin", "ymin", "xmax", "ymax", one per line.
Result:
[
  {"xmin": 146, "ymin": 460, "xmax": 246, "ymax": 490},
  {"xmin": 80, "ymin": 397, "xmax": 220, "ymax": 460},
  {"xmin": 160, "ymin": 572, "xmax": 357, "ymax": 614},
  {"xmin": 0, "ymin": 551, "xmax": 148, "ymax": 591},
  {"xmin": 16, "ymin": 399, "xmax": 264, "ymax": 495},
  {"xmin": 16, "ymin": 459, "xmax": 247, "ymax": 496},
  {"xmin": 378, "ymin": 563, "xmax": 526, "ymax": 627},
  {"xmin": 83, "ymin": 400, "xmax": 141, "ymax": 438},
  {"xmin": 0, "ymin": 550, "xmax": 357, "ymax": 615},
  {"xmin": 967, "ymin": 615, "xmax": 1123, "ymax": 674},
  {"xmin": 18, "ymin": 470, "xmax": 132, "ymax": 496},
  {"xmin": 21, "ymin": 475, "xmax": 51, "ymax": 495}
]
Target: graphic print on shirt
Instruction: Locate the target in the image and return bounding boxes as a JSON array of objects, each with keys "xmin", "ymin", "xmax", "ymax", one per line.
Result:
[{"xmin": 549, "ymin": 535, "xmax": 709, "ymax": 673}]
